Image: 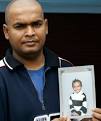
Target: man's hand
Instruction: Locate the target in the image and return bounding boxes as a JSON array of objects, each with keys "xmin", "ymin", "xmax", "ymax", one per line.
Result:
[
  {"xmin": 52, "ymin": 116, "xmax": 70, "ymax": 121},
  {"xmin": 92, "ymin": 108, "xmax": 101, "ymax": 121}
]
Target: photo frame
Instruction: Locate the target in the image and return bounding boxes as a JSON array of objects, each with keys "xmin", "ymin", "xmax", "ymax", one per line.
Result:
[{"xmin": 58, "ymin": 65, "xmax": 96, "ymax": 120}]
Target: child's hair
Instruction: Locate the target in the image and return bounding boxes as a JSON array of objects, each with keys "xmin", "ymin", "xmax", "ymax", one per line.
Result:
[{"xmin": 72, "ymin": 79, "xmax": 82, "ymax": 87}]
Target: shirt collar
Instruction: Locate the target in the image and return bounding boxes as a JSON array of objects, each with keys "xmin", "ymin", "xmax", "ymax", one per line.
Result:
[
  {"xmin": 74, "ymin": 90, "xmax": 83, "ymax": 95},
  {"xmin": 3, "ymin": 47, "xmax": 60, "ymax": 70}
]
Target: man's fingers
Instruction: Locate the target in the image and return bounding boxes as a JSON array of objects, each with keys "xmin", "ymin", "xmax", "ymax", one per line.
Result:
[
  {"xmin": 92, "ymin": 112, "xmax": 101, "ymax": 120},
  {"xmin": 52, "ymin": 117, "xmax": 71, "ymax": 121},
  {"xmin": 92, "ymin": 108, "xmax": 101, "ymax": 114}
]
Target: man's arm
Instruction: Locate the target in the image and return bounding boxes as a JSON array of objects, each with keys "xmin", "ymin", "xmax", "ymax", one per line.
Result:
[{"xmin": 0, "ymin": 88, "xmax": 5, "ymax": 121}]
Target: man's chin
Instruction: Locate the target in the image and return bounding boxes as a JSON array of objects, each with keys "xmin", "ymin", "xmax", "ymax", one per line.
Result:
[
  {"xmin": 21, "ymin": 49, "xmax": 42, "ymax": 59},
  {"xmin": 23, "ymin": 48, "xmax": 39, "ymax": 54}
]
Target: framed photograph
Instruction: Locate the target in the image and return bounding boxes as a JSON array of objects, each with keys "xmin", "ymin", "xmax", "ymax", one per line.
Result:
[{"xmin": 58, "ymin": 65, "xmax": 96, "ymax": 120}]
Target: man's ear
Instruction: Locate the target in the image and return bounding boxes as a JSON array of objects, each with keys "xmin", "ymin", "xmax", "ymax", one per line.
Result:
[
  {"xmin": 45, "ymin": 19, "xmax": 48, "ymax": 35},
  {"xmin": 3, "ymin": 24, "xmax": 9, "ymax": 40}
]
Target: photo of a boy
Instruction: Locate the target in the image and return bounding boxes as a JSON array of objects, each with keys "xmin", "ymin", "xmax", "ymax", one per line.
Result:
[{"xmin": 69, "ymin": 79, "xmax": 87, "ymax": 116}]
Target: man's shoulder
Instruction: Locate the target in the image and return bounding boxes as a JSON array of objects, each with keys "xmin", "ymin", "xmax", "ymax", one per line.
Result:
[
  {"xmin": 58, "ymin": 57, "xmax": 73, "ymax": 67},
  {"xmin": 0, "ymin": 58, "xmax": 5, "ymax": 68},
  {"xmin": 44, "ymin": 47, "xmax": 73, "ymax": 67}
]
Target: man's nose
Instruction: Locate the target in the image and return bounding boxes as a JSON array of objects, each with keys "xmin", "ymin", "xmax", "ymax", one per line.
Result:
[{"xmin": 25, "ymin": 26, "xmax": 35, "ymax": 36}]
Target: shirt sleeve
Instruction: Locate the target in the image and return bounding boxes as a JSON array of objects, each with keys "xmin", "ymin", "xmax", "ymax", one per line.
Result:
[
  {"xmin": 0, "ymin": 87, "xmax": 5, "ymax": 121},
  {"xmin": 0, "ymin": 74, "xmax": 8, "ymax": 121}
]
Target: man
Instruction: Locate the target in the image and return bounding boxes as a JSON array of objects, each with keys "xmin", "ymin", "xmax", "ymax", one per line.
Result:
[
  {"xmin": 0, "ymin": 0, "xmax": 101, "ymax": 121},
  {"xmin": 0, "ymin": 0, "xmax": 72, "ymax": 121}
]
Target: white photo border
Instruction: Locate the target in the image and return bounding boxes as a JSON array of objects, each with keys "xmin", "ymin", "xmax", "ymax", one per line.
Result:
[{"xmin": 58, "ymin": 65, "xmax": 96, "ymax": 120}]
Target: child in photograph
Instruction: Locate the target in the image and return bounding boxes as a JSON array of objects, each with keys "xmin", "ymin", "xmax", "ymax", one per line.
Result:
[{"xmin": 69, "ymin": 79, "xmax": 87, "ymax": 116}]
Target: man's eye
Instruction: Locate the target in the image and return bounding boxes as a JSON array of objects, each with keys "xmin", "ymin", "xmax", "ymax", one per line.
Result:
[
  {"xmin": 32, "ymin": 21, "xmax": 43, "ymax": 28},
  {"xmin": 14, "ymin": 24, "xmax": 26, "ymax": 29}
]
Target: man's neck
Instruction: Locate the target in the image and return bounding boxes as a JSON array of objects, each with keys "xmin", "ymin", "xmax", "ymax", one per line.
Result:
[
  {"xmin": 13, "ymin": 51, "xmax": 45, "ymax": 70},
  {"xmin": 24, "ymin": 54, "xmax": 45, "ymax": 70}
]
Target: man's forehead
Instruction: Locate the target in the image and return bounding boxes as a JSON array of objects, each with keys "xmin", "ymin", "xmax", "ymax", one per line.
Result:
[
  {"xmin": 13, "ymin": 14, "xmax": 44, "ymax": 24},
  {"xmin": 5, "ymin": 0, "xmax": 44, "ymax": 24}
]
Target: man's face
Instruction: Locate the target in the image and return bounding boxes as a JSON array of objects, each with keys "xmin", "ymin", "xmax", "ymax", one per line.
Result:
[
  {"xmin": 3, "ymin": 4, "xmax": 48, "ymax": 58},
  {"xmin": 73, "ymin": 82, "xmax": 81, "ymax": 93}
]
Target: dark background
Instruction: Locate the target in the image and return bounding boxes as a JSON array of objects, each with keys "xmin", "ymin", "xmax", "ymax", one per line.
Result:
[{"xmin": 0, "ymin": 12, "xmax": 101, "ymax": 107}]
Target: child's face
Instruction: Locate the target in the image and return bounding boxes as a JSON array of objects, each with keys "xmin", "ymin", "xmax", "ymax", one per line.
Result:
[{"xmin": 73, "ymin": 82, "xmax": 81, "ymax": 93}]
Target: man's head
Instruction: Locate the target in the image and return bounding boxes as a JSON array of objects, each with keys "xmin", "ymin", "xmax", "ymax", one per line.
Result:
[
  {"xmin": 72, "ymin": 79, "xmax": 82, "ymax": 93},
  {"xmin": 3, "ymin": 0, "xmax": 48, "ymax": 59}
]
